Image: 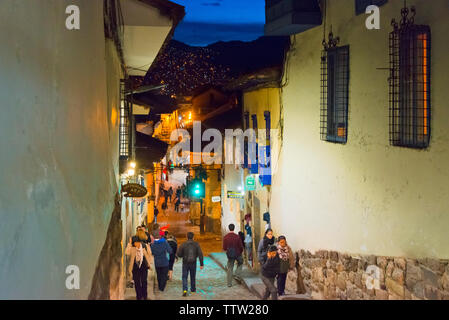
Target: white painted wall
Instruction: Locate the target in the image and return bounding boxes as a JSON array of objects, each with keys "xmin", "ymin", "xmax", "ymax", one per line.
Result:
[
  {"xmin": 221, "ymin": 164, "xmax": 244, "ymax": 234},
  {"xmin": 121, "ymin": 0, "xmax": 173, "ymax": 76},
  {"xmin": 0, "ymin": 0, "xmax": 120, "ymax": 299},
  {"xmin": 270, "ymin": 0, "xmax": 449, "ymax": 259}
]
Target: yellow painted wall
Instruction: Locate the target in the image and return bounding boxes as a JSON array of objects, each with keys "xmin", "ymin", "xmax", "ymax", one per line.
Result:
[
  {"xmin": 270, "ymin": 0, "xmax": 449, "ymax": 259},
  {"xmin": 242, "ymin": 87, "xmax": 282, "ymax": 267}
]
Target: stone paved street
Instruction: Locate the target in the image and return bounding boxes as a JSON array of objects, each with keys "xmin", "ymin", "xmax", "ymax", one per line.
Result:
[
  {"xmin": 126, "ymin": 199, "xmax": 257, "ymax": 300},
  {"xmin": 154, "ymin": 256, "xmax": 258, "ymax": 300}
]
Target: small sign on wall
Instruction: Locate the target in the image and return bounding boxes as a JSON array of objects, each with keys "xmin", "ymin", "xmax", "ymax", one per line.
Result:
[
  {"xmin": 212, "ymin": 196, "xmax": 221, "ymax": 203},
  {"xmin": 246, "ymin": 175, "xmax": 256, "ymax": 191},
  {"xmin": 122, "ymin": 183, "xmax": 148, "ymax": 198},
  {"xmin": 227, "ymin": 191, "xmax": 244, "ymax": 199}
]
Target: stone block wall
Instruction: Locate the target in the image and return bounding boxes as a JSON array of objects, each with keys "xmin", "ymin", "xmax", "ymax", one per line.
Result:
[{"xmin": 295, "ymin": 249, "xmax": 449, "ymax": 300}]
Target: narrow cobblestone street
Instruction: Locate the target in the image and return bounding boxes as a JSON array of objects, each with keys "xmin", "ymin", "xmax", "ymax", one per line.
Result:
[
  {"xmin": 126, "ymin": 198, "xmax": 257, "ymax": 300},
  {"xmin": 154, "ymin": 256, "xmax": 257, "ymax": 300}
]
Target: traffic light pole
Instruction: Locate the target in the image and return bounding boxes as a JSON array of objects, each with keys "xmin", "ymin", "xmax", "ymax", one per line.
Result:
[{"xmin": 200, "ymin": 198, "xmax": 205, "ymax": 235}]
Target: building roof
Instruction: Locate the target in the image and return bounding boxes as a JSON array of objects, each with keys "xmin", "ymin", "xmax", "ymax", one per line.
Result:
[
  {"xmin": 143, "ymin": 0, "xmax": 186, "ymax": 77},
  {"xmin": 224, "ymin": 66, "xmax": 282, "ymax": 92},
  {"xmin": 138, "ymin": 0, "xmax": 185, "ymax": 25},
  {"xmin": 191, "ymin": 84, "xmax": 225, "ymax": 98},
  {"xmin": 135, "ymin": 132, "xmax": 169, "ymax": 169},
  {"xmin": 131, "ymin": 91, "xmax": 178, "ymax": 114}
]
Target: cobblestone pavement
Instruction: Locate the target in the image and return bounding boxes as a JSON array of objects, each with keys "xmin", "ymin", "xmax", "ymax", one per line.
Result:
[
  {"xmin": 156, "ymin": 202, "xmax": 223, "ymax": 255},
  {"xmin": 127, "ymin": 196, "xmax": 257, "ymax": 300},
  {"xmin": 154, "ymin": 256, "xmax": 258, "ymax": 300}
]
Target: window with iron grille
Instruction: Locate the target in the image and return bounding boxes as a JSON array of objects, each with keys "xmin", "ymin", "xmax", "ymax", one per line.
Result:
[
  {"xmin": 389, "ymin": 6, "xmax": 431, "ymax": 149},
  {"xmin": 320, "ymin": 44, "xmax": 349, "ymax": 144},
  {"xmin": 355, "ymin": 0, "xmax": 388, "ymax": 15},
  {"xmin": 119, "ymin": 80, "xmax": 131, "ymax": 159}
]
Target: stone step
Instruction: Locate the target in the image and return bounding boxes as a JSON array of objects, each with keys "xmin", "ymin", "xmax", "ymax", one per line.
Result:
[{"xmin": 279, "ymin": 293, "xmax": 312, "ymax": 300}]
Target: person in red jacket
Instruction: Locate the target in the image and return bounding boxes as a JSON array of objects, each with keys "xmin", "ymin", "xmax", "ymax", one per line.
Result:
[{"xmin": 223, "ymin": 224, "xmax": 244, "ymax": 287}]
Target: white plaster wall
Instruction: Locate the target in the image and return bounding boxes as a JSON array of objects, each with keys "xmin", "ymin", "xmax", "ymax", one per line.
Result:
[
  {"xmin": 221, "ymin": 164, "xmax": 244, "ymax": 234},
  {"xmin": 270, "ymin": 0, "xmax": 449, "ymax": 259},
  {"xmin": 0, "ymin": 0, "xmax": 120, "ymax": 298},
  {"xmin": 120, "ymin": 0, "xmax": 173, "ymax": 76}
]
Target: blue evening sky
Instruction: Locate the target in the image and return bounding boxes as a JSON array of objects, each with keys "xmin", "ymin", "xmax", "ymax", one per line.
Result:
[{"xmin": 170, "ymin": 0, "xmax": 266, "ymax": 46}]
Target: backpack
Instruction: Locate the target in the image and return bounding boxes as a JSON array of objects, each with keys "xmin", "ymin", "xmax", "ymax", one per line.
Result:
[{"xmin": 184, "ymin": 243, "xmax": 197, "ymax": 264}]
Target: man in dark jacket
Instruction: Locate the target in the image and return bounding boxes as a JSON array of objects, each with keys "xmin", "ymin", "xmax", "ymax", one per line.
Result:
[
  {"xmin": 261, "ymin": 245, "xmax": 280, "ymax": 300},
  {"xmin": 150, "ymin": 231, "xmax": 173, "ymax": 292},
  {"xmin": 223, "ymin": 224, "xmax": 244, "ymax": 287},
  {"xmin": 177, "ymin": 232, "xmax": 204, "ymax": 297}
]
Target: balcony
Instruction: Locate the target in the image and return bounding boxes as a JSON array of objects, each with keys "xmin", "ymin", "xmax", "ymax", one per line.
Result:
[
  {"xmin": 265, "ymin": 0, "xmax": 322, "ymax": 36},
  {"xmin": 120, "ymin": 0, "xmax": 184, "ymax": 76}
]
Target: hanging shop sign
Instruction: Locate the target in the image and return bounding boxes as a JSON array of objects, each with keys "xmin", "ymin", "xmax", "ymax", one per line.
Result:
[
  {"xmin": 227, "ymin": 191, "xmax": 244, "ymax": 199},
  {"xmin": 122, "ymin": 183, "xmax": 148, "ymax": 198},
  {"xmin": 258, "ymin": 146, "xmax": 272, "ymax": 186},
  {"xmin": 245, "ymin": 175, "xmax": 256, "ymax": 191},
  {"xmin": 211, "ymin": 196, "xmax": 221, "ymax": 203}
]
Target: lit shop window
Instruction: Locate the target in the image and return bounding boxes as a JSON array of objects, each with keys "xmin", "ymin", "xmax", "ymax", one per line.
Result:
[{"xmin": 389, "ymin": 6, "xmax": 431, "ymax": 149}]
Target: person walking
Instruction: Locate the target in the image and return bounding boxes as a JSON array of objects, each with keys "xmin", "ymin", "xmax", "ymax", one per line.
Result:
[
  {"xmin": 168, "ymin": 186, "xmax": 173, "ymax": 203},
  {"xmin": 174, "ymin": 197, "xmax": 181, "ymax": 212},
  {"xmin": 261, "ymin": 245, "xmax": 280, "ymax": 300},
  {"xmin": 276, "ymin": 235, "xmax": 295, "ymax": 296},
  {"xmin": 176, "ymin": 186, "xmax": 182, "ymax": 200},
  {"xmin": 257, "ymin": 228, "xmax": 274, "ymax": 265},
  {"xmin": 177, "ymin": 232, "xmax": 204, "ymax": 297},
  {"xmin": 150, "ymin": 230, "xmax": 173, "ymax": 292},
  {"xmin": 223, "ymin": 224, "xmax": 244, "ymax": 287},
  {"xmin": 154, "ymin": 206, "xmax": 159, "ymax": 224},
  {"xmin": 127, "ymin": 237, "xmax": 153, "ymax": 300},
  {"xmin": 166, "ymin": 231, "xmax": 178, "ymax": 280}
]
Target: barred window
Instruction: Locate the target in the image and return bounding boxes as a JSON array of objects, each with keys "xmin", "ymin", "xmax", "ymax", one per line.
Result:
[
  {"xmin": 119, "ymin": 80, "xmax": 131, "ymax": 159},
  {"xmin": 321, "ymin": 45, "xmax": 349, "ymax": 144},
  {"xmin": 389, "ymin": 7, "xmax": 431, "ymax": 149}
]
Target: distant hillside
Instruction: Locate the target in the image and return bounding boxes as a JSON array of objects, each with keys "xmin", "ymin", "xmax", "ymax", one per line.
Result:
[{"xmin": 143, "ymin": 36, "xmax": 290, "ymax": 96}]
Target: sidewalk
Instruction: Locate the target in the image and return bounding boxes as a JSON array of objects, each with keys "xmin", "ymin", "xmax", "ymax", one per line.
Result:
[
  {"xmin": 209, "ymin": 252, "xmax": 313, "ymax": 300},
  {"xmin": 209, "ymin": 252, "xmax": 266, "ymax": 299}
]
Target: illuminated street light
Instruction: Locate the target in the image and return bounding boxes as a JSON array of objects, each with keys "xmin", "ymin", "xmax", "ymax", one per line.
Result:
[{"xmin": 130, "ymin": 161, "xmax": 136, "ymax": 169}]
